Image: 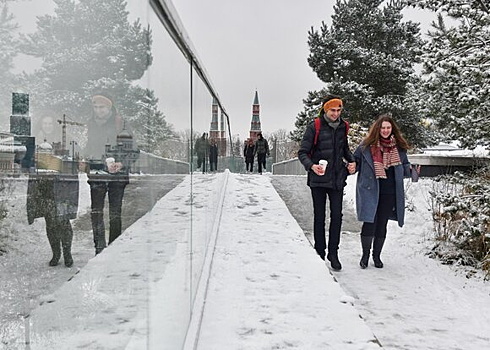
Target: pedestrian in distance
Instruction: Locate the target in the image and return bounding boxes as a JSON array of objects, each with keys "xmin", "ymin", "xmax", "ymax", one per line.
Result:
[
  {"xmin": 254, "ymin": 133, "xmax": 269, "ymax": 174},
  {"xmin": 298, "ymin": 95, "xmax": 356, "ymax": 271},
  {"xmin": 354, "ymin": 114, "xmax": 420, "ymax": 269},
  {"xmin": 195, "ymin": 133, "xmax": 207, "ymax": 173},
  {"xmin": 194, "ymin": 133, "xmax": 206, "ymax": 169},
  {"xmin": 209, "ymin": 138, "xmax": 218, "ymax": 172},
  {"xmin": 244, "ymin": 138, "xmax": 255, "ymax": 172}
]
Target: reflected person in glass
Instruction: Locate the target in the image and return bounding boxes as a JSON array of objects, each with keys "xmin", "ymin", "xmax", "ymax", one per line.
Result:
[{"xmin": 81, "ymin": 92, "xmax": 131, "ymax": 255}]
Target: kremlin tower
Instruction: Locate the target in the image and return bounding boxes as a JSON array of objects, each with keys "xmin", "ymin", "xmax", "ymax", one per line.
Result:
[
  {"xmin": 209, "ymin": 98, "xmax": 227, "ymax": 156},
  {"xmin": 249, "ymin": 90, "xmax": 261, "ymax": 141}
]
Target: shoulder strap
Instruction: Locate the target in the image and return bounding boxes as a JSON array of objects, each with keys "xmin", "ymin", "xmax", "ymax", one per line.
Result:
[
  {"xmin": 313, "ymin": 117, "xmax": 321, "ymax": 146},
  {"xmin": 309, "ymin": 118, "xmax": 348, "ymax": 157}
]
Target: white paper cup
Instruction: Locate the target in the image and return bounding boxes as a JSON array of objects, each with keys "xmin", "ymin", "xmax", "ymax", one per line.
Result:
[{"xmin": 319, "ymin": 159, "xmax": 328, "ymax": 175}]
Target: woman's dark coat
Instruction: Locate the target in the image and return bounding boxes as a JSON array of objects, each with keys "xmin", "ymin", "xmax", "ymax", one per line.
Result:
[
  {"xmin": 244, "ymin": 144, "xmax": 255, "ymax": 162},
  {"xmin": 354, "ymin": 143, "xmax": 411, "ymax": 227}
]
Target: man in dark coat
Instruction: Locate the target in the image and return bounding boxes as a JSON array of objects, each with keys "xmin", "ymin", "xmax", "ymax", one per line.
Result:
[
  {"xmin": 298, "ymin": 95, "xmax": 356, "ymax": 270},
  {"xmin": 254, "ymin": 133, "xmax": 269, "ymax": 174}
]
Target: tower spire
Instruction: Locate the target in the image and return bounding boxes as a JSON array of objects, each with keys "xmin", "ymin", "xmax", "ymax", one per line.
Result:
[
  {"xmin": 209, "ymin": 98, "xmax": 227, "ymax": 156},
  {"xmin": 249, "ymin": 90, "xmax": 261, "ymax": 140}
]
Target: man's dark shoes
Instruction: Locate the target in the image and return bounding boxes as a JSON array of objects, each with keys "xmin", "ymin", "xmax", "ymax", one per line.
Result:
[
  {"xmin": 316, "ymin": 249, "xmax": 326, "ymax": 261},
  {"xmin": 327, "ymin": 253, "xmax": 342, "ymax": 271}
]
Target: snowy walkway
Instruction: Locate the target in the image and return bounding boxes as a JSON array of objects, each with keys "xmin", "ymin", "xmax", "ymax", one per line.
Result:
[
  {"xmin": 5, "ymin": 171, "xmax": 490, "ymax": 349},
  {"xmin": 6, "ymin": 171, "xmax": 380, "ymax": 350},
  {"xmin": 272, "ymin": 174, "xmax": 490, "ymax": 350},
  {"xmin": 191, "ymin": 172, "xmax": 379, "ymax": 349}
]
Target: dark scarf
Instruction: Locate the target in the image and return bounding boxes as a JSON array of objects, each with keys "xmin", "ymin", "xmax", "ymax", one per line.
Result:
[{"xmin": 370, "ymin": 135, "xmax": 401, "ymax": 179}]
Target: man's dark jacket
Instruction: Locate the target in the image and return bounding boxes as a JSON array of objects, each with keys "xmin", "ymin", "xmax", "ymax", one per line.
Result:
[{"xmin": 298, "ymin": 117, "xmax": 355, "ymax": 190}]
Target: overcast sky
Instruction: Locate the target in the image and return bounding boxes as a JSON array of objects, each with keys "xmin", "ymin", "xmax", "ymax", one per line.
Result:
[
  {"xmin": 172, "ymin": 0, "xmax": 332, "ymax": 140},
  {"xmin": 172, "ymin": 0, "xmax": 434, "ymax": 140},
  {"xmin": 9, "ymin": 0, "xmax": 434, "ymax": 141}
]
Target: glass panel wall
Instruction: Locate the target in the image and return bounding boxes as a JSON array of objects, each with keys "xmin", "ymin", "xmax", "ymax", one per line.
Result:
[
  {"xmin": 137, "ymin": 2, "xmax": 193, "ymax": 348},
  {"xmin": 189, "ymin": 72, "xmax": 215, "ymax": 300},
  {"xmin": 0, "ymin": 0, "xmax": 227, "ymax": 348}
]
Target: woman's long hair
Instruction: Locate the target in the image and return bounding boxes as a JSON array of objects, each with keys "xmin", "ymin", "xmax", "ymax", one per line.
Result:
[{"xmin": 363, "ymin": 114, "xmax": 410, "ymax": 150}]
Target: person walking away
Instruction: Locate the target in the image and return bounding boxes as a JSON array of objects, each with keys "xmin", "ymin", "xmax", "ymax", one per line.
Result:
[
  {"xmin": 254, "ymin": 133, "xmax": 269, "ymax": 174},
  {"xmin": 81, "ymin": 92, "xmax": 136, "ymax": 255},
  {"xmin": 244, "ymin": 138, "xmax": 255, "ymax": 172},
  {"xmin": 354, "ymin": 114, "xmax": 419, "ymax": 268},
  {"xmin": 298, "ymin": 95, "xmax": 356, "ymax": 271},
  {"xmin": 209, "ymin": 138, "xmax": 218, "ymax": 172}
]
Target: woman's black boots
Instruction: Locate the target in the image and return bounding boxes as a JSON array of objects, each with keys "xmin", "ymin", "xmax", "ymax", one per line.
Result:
[
  {"xmin": 372, "ymin": 237, "xmax": 386, "ymax": 268},
  {"xmin": 360, "ymin": 236, "xmax": 373, "ymax": 269}
]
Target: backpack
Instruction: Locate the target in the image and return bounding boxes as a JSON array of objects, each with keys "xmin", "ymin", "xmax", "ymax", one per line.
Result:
[{"xmin": 309, "ymin": 118, "xmax": 350, "ymax": 157}]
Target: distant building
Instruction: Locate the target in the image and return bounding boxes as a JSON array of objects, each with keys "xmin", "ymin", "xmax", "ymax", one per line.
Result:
[
  {"xmin": 249, "ymin": 90, "xmax": 262, "ymax": 141},
  {"xmin": 105, "ymin": 127, "xmax": 140, "ymax": 172},
  {"xmin": 209, "ymin": 98, "xmax": 227, "ymax": 156},
  {"xmin": 0, "ymin": 133, "xmax": 16, "ymax": 172}
]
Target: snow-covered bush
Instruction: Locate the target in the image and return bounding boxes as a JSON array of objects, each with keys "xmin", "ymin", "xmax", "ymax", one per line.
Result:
[
  {"xmin": 0, "ymin": 176, "xmax": 13, "ymax": 255},
  {"xmin": 429, "ymin": 166, "xmax": 490, "ymax": 278}
]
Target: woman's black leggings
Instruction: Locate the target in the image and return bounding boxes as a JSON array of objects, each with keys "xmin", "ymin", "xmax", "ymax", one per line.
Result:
[{"xmin": 361, "ymin": 194, "xmax": 396, "ymax": 238}]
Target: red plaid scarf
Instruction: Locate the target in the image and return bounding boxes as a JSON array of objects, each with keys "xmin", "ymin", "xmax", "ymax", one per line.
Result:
[{"xmin": 370, "ymin": 136, "xmax": 401, "ymax": 179}]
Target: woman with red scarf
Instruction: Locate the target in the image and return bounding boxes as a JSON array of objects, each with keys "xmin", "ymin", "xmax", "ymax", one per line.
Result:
[{"xmin": 354, "ymin": 114, "xmax": 418, "ymax": 269}]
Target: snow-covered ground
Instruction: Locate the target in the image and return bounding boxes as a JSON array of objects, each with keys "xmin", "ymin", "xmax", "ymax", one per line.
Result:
[{"xmin": 0, "ymin": 171, "xmax": 489, "ymax": 349}]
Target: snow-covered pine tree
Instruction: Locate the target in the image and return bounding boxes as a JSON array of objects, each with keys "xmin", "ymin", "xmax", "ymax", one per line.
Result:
[
  {"xmin": 0, "ymin": 3, "xmax": 19, "ymax": 119},
  {"xmin": 295, "ymin": 0, "xmax": 429, "ymax": 147},
  {"xmin": 406, "ymin": 0, "xmax": 490, "ymax": 149},
  {"xmin": 19, "ymin": 0, "xmax": 173, "ymax": 152}
]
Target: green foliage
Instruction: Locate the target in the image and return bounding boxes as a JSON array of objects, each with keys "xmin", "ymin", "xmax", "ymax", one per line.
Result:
[
  {"xmin": 296, "ymin": 0, "xmax": 432, "ymax": 147},
  {"xmin": 406, "ymin": 0, "xmax": 490, "ymax": 149}
]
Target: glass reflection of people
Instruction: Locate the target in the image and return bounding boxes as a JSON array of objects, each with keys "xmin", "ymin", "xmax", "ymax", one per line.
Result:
[
  {"xmin": 35, "ymin": 115, "xmax": 59, "ymax": 144},
  {"xmin": 26, "ymin": 175, "xmax": 78, "ymax": 267},
  {"xmin": 81, "ymin": 92, "xmax": 130, "ymax": 255},
  {"xmin": 209, "ymin": 138, "xmax": 218, "ymax": 172},
  {"xmin": 195, "ymin": 133, "xmax": 207, "ymax": 172},
  {"xmin": 27, "ymin": 112, "xmax": 78, "ymax": 267}
]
